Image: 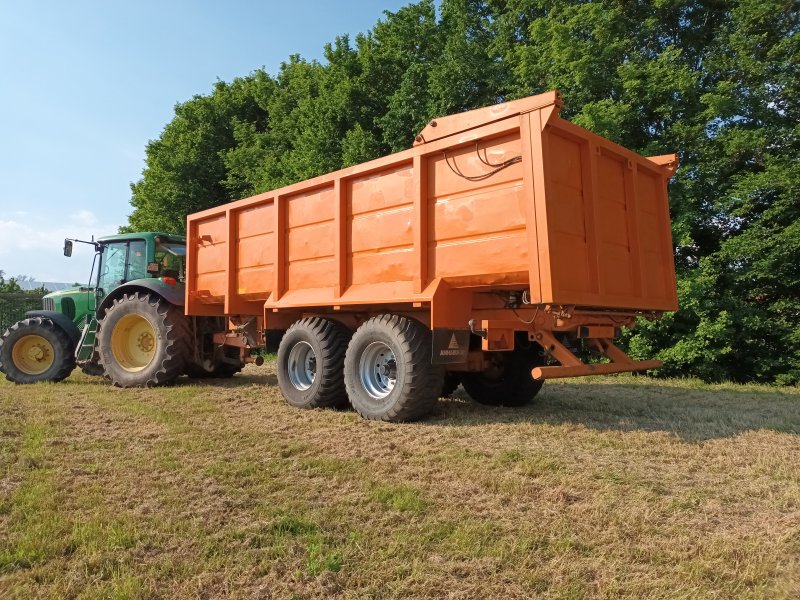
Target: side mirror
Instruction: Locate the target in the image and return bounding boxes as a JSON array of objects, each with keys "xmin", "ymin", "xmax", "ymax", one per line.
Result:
[{"xmin": 63, "ymin": 239, "xmax": 73, "ymax": 257}]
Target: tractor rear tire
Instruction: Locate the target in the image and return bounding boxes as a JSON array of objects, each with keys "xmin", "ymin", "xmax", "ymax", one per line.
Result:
[
  {"xmin": 460, "ymin": 346, "xmax": 544, "ymax": 407},
  {"xmin": 344, "ymin": 315, "xmax": 443, "ymax": 422},
  {"xmin": 277, "ymin": 317, "xmax": 350, "ymax": 409},
  {"xmin": 97, "ymin": 292, "xmax": 189, "ymax": 387},
  {"xmin": 0, "ymin": 317, "xmax": 76, "ymax": 384}
]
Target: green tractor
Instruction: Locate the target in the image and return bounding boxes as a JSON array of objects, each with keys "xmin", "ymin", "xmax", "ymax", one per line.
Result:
[{"xmin": 0, "ymin": 232, "xmax": 245, "ymax": 386}]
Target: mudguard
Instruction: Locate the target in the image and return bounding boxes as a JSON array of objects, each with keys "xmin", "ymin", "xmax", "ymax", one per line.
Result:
[
  {"xmin": 24, "ymin": 310, "xmax": 82, "ymax": 348},
  {"xmin": 96, "ymin": 278, "xmax": 185, "ymax": 317}
]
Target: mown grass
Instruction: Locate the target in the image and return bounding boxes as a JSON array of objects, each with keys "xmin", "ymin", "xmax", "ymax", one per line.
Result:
[{"xmin": 0, "ymin": 363, "xmax": 798, "ymax": 598}]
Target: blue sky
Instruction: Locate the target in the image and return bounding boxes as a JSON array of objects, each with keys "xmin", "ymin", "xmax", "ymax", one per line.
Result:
[{"xmin": 0, "ymin": 0, "xmax": 411, "ymax": 283}]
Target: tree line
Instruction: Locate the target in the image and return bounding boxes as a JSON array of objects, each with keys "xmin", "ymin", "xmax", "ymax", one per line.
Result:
[
  {"xmin": 125, "ymin": 0, "xmax": 799, "ymax": 385},
  {"xmin": 0, "ymin": 272, "xmax": 48, "ymax": 295}
]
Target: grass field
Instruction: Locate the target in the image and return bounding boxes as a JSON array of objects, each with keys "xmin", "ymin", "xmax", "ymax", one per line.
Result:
[{"xmin": 1, "ymin": 362, "xmax": 798, "ymax": 599}]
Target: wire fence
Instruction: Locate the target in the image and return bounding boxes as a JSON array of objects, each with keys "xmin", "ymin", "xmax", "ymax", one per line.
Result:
[{"xmin": 0, "ymin": 293, "xmax": 44, "ymax": 333}]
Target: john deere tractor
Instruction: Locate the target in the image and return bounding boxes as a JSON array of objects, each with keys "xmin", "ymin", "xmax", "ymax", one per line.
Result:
[{"xmin": 0, "ymin": 232, "xmax": 244, "ymax": 386}]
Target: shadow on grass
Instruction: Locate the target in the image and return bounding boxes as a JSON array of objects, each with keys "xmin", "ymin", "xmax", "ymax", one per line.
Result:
[
  {"xmin": 182, "ymin": 373, "xmax": 279, "ymax": 388},
  {"xmin": 173, "ymin": 374, "xmax": 800, "ymax": 441},
  {"xmin": 62, "ymin": 369, "xmax": 798, "ymax": 442},
  {"xmin": 429, "ymin": 382, "xmax": 800, "ymax": 442},
  {"xmin": 60, "ymin": 371, "xmax": 279, "ymax": 389}
]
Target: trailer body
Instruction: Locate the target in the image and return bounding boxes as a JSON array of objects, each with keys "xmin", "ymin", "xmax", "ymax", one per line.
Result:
[{"xmin": 186, "ymin": 91, "xmax": 677, "ymax": 382}]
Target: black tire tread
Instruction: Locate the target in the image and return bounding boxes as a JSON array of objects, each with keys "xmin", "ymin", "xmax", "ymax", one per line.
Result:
[
  {"xmin": 277, "ymin": 317, "xmax": 350, "ymax": 409},
  {"xmin": 440, "ymin": 373, "xmax": 461, "ymax": 398},
  {"xmin": 460, "ymin": 347, "xmax": 544, "ymax": 407},
  {"xmin": 98, "ymin": 292, "xmax": 189, "ymax": 388},
  {"xmin": 185, "ymin": 353, "xmax": 244, "ymax": 379},
  {"xmin": 0, "ymin": 317, "xmax": 76, "ymax": 383},
  {"xmin": 79, "ymin": 350, "xmax": 105, "ymax": 377},
  {"xmin": 345, "ymin": 314, "xmax": 443, "ymax": 422}
]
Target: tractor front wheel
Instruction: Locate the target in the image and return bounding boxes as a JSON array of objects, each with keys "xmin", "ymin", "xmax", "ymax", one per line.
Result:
[
  {"xmin": 97, "ymin": 292, "xmax": 189, "ymax": 387},
  {"xmin": 0, "ymin": 317, "xmax": 76, "ymax": 384}
]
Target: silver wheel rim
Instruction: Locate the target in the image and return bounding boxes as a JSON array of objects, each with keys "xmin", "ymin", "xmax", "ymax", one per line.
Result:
[
  {"xmin": 288, "ymin": 341, "xmax": 316, "ymax": 391},
  {"xmin": 359, "ymin": 341, "xmax": 397, "ymax": 399}
]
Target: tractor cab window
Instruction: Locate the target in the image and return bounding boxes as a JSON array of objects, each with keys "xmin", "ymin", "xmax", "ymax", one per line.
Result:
[
  {"xmin": 98, "ymin": 243, "xmax": 127, "ymax": 294},
  {"xmin": 127, "ymin": 240, "xmax": 147, "ymax": 280},
  {"xmin": 154, "ymin": 241, "xmax": 186, "ymax": 282},
  {"xmin": 97, "ymin": 239, "xmax": 147, "ymax": 295}
]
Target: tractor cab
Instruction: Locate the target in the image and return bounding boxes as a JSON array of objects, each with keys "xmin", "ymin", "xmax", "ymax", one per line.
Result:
[
  {"xmin": 41, "ymin": 233, "xmax": 186, "ymax": 331},
  {"xmin": 91, "ymin": 233, "xmax": 186, "ymax": 303}
]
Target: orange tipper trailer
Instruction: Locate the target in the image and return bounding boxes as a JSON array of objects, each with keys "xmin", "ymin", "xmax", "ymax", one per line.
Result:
[{"xmin": 186, "ymin": 90, "xmax": 678, "ymax": 421}]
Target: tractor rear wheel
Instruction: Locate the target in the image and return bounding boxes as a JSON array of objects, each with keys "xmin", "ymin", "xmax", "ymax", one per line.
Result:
[
  {"xmin": 97, "ymin": 292, "xmax": 189, "ymax": 387},
  {"xmin": 0, "ymin": 317, "xmax": 76, "ymax": 384},
  {"xmin": 344, "ymin": 315, "xmax": 443, "ymax": 422}
]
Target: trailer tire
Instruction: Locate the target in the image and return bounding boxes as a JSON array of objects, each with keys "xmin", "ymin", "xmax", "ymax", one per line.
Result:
[
  {"xmin": 461, "ymin": 346, "xmax": 544, "ymax": 407},
  {"xmin": 97, "ymin": 292, "xmax": 189, "ymax": 387},
  {"xmin": 210, "ymin": 362, "xmax": 244, "ymax": 379},
  {"xmin": 0, "ymin": 317, "xmax": 76, "ymax": 384},
  {"xmin": 185, "ymin": 362, "xmax": 243, "ymax": 379},
  {"xmin": 441, "ymin": 373, "xmax": 461, "ymax": 398},
  {"xmin": 277, "ymin": 317, "xmax": 350, "ymax": 409},
  {"xmin": 185, "ymin": 348, "xmax": 244, "ymax": 379},
  {"xmin": 345, "ymin": 315, "xmax": 443, "ymax": 422}
]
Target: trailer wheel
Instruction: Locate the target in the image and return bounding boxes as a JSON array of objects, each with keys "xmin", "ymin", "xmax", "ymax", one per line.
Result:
[
  {"xmin": 185, "ymin": 348, "xmax": 244, "ymax": 379},
  {"xmin": 277, "ymin": 317, "xmax": 350, "ymax": 409},
  {"xmin": 441, "ymin": 373, "xmax": 461, "ymax": 398},
  {"xmin": 97, "ymin": 292, "xmax": 189, "ymax": 387},
  {"xmin": 344, "ymin": 315, "xmax": 444, "ymax": 422},
  {"xmin": 460, "ymin": 347, "xmax": 544, "ymax": 407},
  {"xmin": 0, "ymin": 317, "xmax": 76, "ymax": 384},
  {"xmin": 185, "ymin": 361, "xmax": 243, "ymax": 379}
]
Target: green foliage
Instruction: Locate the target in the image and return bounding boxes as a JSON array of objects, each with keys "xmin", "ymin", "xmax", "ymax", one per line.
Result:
[
  {"xmin": 125, "ymin": 0, "xmax": 799, "ymax": 384},
  {"xmin": 0, "ymin": 271, "xmax": 23, "ymax": 293},
  {"xmin": 0, "ymin": 272, "xmax": 47, "ymax": 296},
  {"xmin": 126, "ymin": 73, "xmax": 275, "ymax": 233},
  {"xmin": 624, "ymin": 0, "xmax": 800, "ymax": 384},
  {"xmin": 0, "ymin": 272, "xmax": 46, "ymax": 332}
]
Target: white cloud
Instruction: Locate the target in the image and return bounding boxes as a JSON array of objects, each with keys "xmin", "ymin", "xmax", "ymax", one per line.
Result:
[
  {"xmin": 71, "ymin": 209, "xmax": 100, "ymax": 226},
  {"xmin": 0, "ymin": 211, "xmax": 118, "ymax": 283}
]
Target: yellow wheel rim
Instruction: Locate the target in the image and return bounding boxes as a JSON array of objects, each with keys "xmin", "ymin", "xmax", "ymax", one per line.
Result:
[
  {"xmin": 12, "ymin": 334, "xmax": 55, "ymax": 375},
  {"xmin": 110, "ymin": 314, "xmax": 157, "ymax": 372}
]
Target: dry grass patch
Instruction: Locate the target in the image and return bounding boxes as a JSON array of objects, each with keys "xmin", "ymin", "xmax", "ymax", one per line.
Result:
[{"xmin": 0, "ymin": 363, "xmax": 798, "ymax": 598}]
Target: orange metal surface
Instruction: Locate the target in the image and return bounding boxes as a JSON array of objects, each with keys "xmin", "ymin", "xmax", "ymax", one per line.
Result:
[{"xmin": 186, "ymin": 91, "xmax": 678, "ymax": 334}]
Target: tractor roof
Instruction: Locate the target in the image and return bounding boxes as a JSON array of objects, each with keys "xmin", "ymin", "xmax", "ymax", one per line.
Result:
[{"xmin": 97, "ymin": 232, "xmax": 186, "ymax": 245}]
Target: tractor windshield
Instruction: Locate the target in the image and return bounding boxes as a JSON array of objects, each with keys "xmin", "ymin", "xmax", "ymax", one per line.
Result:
[
  {"xmin": 97, "ymin": 240, "xmax": 147, "ymax": 295},
  {"xmin": 154, "ymin": 241, "xmax": 186, "ymax": 282}
]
